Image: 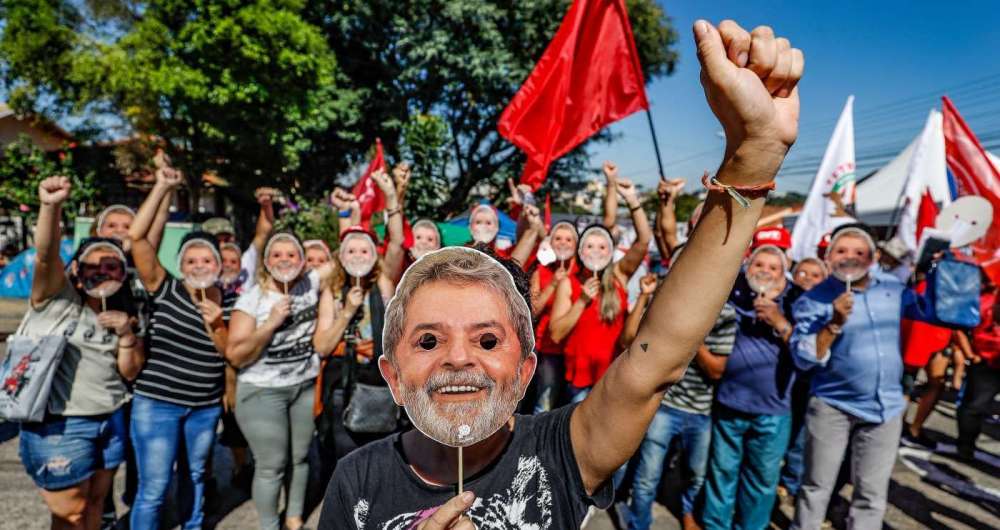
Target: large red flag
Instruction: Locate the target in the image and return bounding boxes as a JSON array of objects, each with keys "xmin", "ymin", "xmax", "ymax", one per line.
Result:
[
  {"xmin": 352, "ymin": 138, "xmax": 387, "ymax": 227},
  {"xmin": 942, "ymin": 96, "xmax": 1000, "ymax": 282},
  {"xmin": 498, "ymin": 0, "xmax": 649, "ymax": 190}
]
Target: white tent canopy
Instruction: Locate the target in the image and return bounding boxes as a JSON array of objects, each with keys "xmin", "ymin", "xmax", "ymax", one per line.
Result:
[{"xmin": 854, "ymin": 126, "xmax": 1000, "ymax": 228}]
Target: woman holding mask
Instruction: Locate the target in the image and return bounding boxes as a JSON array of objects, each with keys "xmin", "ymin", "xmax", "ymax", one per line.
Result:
[
  {"xmin": 226, "ymin": 230, "xmax": 333, "ymax": 530},
  {"xmin": 312, "ymin": 222, "xmax": 401, "ymax": 464},
  {"xmin": 18, "ymin": 177, "xmax": 144, "ymax": 529},
  {"xmin": 126, "ymin": 166, "xmax": 228, "ymax": 530},
  {"xmin": 529, "ymin": 221, "xmax": 579, "ymax": 412},
  {"xmin": 549, "ymin": 172, "xmax": 652, "ymax": 402}
]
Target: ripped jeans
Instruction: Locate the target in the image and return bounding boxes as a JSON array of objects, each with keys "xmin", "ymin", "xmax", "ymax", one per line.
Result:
[{"xmin": 19, "ymin": 408, "xmax": 126, "ymax": 490}]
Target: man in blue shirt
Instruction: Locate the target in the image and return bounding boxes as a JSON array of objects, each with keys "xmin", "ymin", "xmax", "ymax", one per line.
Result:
[
  {"xmin": 703, "ymin": 245, "xmax": 802, "ymax": 530},
  {"xmin": 790, "ymin": 226, "xmax": 933, "ymax": 530}
]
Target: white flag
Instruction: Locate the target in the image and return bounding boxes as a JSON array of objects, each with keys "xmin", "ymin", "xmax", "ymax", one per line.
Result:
[
  {"xmin": 898, "ymin": 110, "xmax": 950, "ymax": 252},
  {"xmin": 791, "ymin": 96, "xmax": 857, "ymax": 261}
]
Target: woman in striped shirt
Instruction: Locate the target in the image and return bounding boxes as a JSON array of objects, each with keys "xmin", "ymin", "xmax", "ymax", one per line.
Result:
[{"xmin": 127, "ymin": 166, "xmax": 228, "ymax": 530}]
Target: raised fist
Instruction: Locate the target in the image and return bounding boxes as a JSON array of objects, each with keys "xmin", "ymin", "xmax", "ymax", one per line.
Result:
[
  {"xmin": 603, "ymin": 161, "xmax": 619, "ymax": 182},
  {"xmin": 39, "ymin": 176, "xmax": 72, "ymax": 205},
  {"xmin": 392, "ymin": 162, "xmax": 411, "ymax": 190},
  {"xmin": 616, "ymin": 178, "xmax": 639, "ymax": 206},
  {"xmin": 330, "ymin": 188, "xmax": 355, "ymax": 210},
  {"xmin": 523, "ymin": 204, "xmax": 544, "ymax": 232},
  {"xmin": 156, "ymin": 167, "xmax": 184, "ymax": 189},
  {"xmin": 371, "ymin": 168, "xmax": 396, "ymax": 200},
  {"xmin": 657, "ymin": 178, "xmax": 686, "ymax": 201},
  {"xmin": 694, "ymin": 20, "xmax": 804, "ymax": 157},
  {"xmin": 255, "ymin": 187, "xmax": 277, "ymax": 207},
  {"xmin": 153, "ymin": 148, "xmax": 172, "ymax": 170},
  {"xmin": 640, "ymin": 273, "xmax": 658, "ymax": 295}
]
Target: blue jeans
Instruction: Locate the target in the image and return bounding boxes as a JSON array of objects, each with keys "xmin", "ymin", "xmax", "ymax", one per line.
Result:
[
  {"xmin": 627, "ymin": 405, "xmax": 712, "ymax": 530},
  {"xmin": 703, "ymin": 405, "xmax": 792, "ymax": 530},
  {"xmin": 779, "ymin": 421, "xmax": 807, "ymax": 495},
  {"xmin": 129, "ymin": 395, "xmax": 222, "ymax": 530}
]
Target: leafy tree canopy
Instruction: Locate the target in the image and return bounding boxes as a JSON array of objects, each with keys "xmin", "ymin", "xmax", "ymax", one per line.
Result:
[{"xmin": 1, "ymin": 0, "xmax": 677, "ymax": 217}]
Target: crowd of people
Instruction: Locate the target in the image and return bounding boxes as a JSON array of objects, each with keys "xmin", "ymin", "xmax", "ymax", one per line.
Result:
[{"xmin": 5, "ymin": 17, "xmax": 998, "ymax": 530}]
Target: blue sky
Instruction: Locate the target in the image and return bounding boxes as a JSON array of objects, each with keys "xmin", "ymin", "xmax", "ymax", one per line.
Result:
[{"xmin": 589, "ymin": 0, "xmax": 1000, "ymax": 194}]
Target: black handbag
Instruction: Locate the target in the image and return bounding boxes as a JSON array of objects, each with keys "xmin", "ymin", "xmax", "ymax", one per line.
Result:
[{"xmin": 340, "ymin": 287, "xmax": 400, "ymax": 434}]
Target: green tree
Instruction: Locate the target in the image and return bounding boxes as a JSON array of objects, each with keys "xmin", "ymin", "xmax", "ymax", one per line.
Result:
[
  {"xmin": 1, "ymin": 0, "xmax": 678, "ymax": 218},
  {"xmin": 399, "ymin": 114, "xmax": 451, "ymax": 219},
  {"xmin": 306, "ymin": 0, "xmax": 678, "ymax": 214},
  {"xmin": 0, "ymin": 134, "xmax": 98, "ymax": 222},
  {"xmin": 0, "ymin": 0, "xmax": 359, "ymax": 203}
]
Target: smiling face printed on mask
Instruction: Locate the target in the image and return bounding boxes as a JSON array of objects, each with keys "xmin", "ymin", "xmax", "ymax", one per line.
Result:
[
  {"xmin": 410, "ymin": 221, "xmax": 442, "ymax": 260},
  {"xmin": 578, "ymin": 227, "xmax": 614, "ymax": 273},
  {"xmin": 470, "ymin": 206, "xmax": 499, "ymax": 244},
  {"xmin": 180, "ymin": 241, "xmax": 221, "ymax": 289},
  {"xmin": 793, "ymin": 259, "xmax": 827, "ymax": 291},
  {"xmin": 339, "ymin": 233, "xmax": 378, "ymax": 278},
  {"xmin": 379, "ymin": 248, "xmax": 536, "ymax": 448},
  {"xmin": 304, "ymin": 241, "xmax": 332, "ymax": 271},
  {"xmin": 75, "ymin": 243, "xmax": 128, "ymax": 299},
  {"xmin": 264, "ymin": 235, "xmax": 305, "ymax": 284},
  {"xmin": 550, "ymin": 223, "xmax": 578, "ymax": 263},
  {"xmin": 746, "ymin": 246, "xmax": 787, "ymax": 296},
  {"xmin": 96, "ymin": 207, "xmax": 135, "ymax": 252},
  {"xmin": 826, "ymin": 231, "xmax": 874, "ymax": 284},
  {"xmin": 220, "ymin": 244, "xmax": 241, "ymax": 283},
  {"xmin": 383, "ymin": 280, "xmax": 534, "ymax": 447}
]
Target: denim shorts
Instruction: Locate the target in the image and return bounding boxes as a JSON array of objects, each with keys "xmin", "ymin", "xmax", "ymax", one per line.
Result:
[{"xmin": 18, "ymin": 408, "xmax": 126, "ymax": 490}]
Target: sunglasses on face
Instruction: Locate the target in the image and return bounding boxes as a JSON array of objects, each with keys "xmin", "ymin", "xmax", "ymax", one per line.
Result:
[{"xmin": 79, "ymin": 257, "xmax": 126, "ymax": 284}]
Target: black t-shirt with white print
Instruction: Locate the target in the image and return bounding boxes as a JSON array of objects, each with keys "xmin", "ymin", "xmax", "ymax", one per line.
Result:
[{"xmin": 319, "ymin": 403, "xmax": 612, "ymax": 530}]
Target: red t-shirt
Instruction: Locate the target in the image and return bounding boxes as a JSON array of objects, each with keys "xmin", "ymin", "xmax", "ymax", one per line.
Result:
[
  {"xmin": 534, "ymin": 260, "xmax": 581, "ymax": 355},
  {"xmin": 563, "ymin": 277, "xmax": 628, "ymax": 388}
]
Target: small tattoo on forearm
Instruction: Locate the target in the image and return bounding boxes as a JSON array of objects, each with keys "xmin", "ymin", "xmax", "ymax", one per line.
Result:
[{"xmin": 640, "ymin": 343, "xmax": 649, "ymax": 352}]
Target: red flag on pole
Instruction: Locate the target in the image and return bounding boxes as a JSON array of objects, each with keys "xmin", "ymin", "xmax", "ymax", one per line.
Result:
[
  {"xmin": 942, "ymin": 96, "xmax": 1000, "ymax": 282},
  {"xmin": 352, "ymin": 139, "xmax": 387, "ymax": 228},
  {"xmin": 498, "ymin": 0, "xmax": 649, "ymax": 190},
  {"xmin": 915, "ymin": 189, "xmax": 938, "ymax": 243}
]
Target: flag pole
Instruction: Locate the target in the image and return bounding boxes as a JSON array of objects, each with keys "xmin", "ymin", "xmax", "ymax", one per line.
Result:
[{"xmin": 645, "ymin": 109, "xmax": 667, "ymax": 181}]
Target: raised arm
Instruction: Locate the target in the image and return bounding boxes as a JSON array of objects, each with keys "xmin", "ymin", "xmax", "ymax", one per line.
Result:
[
  {"xmin": 393, "ymin": 162, "xmax": 411, "ymax": 212},
  {"xmin": 655, "ymin": 179, "xmax": 685, "ymax": 260},
  {"xmin": 129, "ymin": 166, "xmax": 181, "ymax": 292},
  {"xmin": 602, "ymin": 162, "xmax": 619, "ymax": 230},
  {"xmin": 31, "ymin": 177, "xmax": 72, "ymax": 307},
  {"xmin": 510, "ymin": 204, "xmax": 545, "ymax": 267},
  {"xmin": 374, "ymin": 168, "xmax": 405, "ymax": 285},
  {"xmin": 331, "ymin": 188, "xmax": 359, "ymax": 237},
  {"xmin": 621, "ymin": 274, "xmax": 657, "ymax": 347},
  {"xmin": 147, "ymin": 181, "xmax": 173, "ymax": 250},
  {"xmin": 250, "ymin": 187, "xmax": 276, "ymax": 255},
  {"xmin": 612, "ymin": 178, "xmax": 652, "ymax": 280},
  {"xmin": 571, "ymin": 19, "xmax": 804, "ymax": 494}
]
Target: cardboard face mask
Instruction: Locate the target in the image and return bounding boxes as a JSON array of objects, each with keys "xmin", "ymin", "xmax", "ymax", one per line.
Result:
[
  {"xmin": 579, "ymin": 227, "xmax": 614, "ymax": 273},
  {"xmin": 935, "ymin": 196, "xmax": 993, "ymax": 248},
  {"xmin": 388, "ymin": 247, "xmax": 534, "ymax": 448},
  {"xmin": 78, "ymin": 243, "xmax": 128, "ymax": 299},
  {"xmin": 339, "ymin": 233, "xmax": 377, "ymax": 278},
  {"xmin": 178, "ymin": 240, "xmax": 222, "ymax": 290},
  {"xmin": 470, "ymin": 206, "xmax": 499, "ymax": 244},
  {"xmin": 264, "ymin": 234, "xmax": 305, "ymax": 284}
]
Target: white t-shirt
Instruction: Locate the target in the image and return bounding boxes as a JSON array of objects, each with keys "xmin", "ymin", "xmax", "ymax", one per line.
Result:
[
  {"xmin": 239, "ymin": 244, "xmax": 259, "ymax": 293},
  {"xmin": 233, "ymin": 269, "xmax": 320, "ymax": 388}
]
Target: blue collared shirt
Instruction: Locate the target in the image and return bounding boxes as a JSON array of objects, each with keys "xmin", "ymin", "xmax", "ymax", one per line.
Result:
[
  {"xmin": 716, "ymin": 274, "xmax": 802, "ymax": 416},
  {"xmin": 791, "ymin": 271, "xmax": 934, "ymax": 424}
]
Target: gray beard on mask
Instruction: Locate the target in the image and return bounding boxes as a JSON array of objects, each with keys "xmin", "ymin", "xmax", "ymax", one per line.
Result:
[{"xmin": 397, "ymin": 368, "xmax": 522, "ymax": 448}]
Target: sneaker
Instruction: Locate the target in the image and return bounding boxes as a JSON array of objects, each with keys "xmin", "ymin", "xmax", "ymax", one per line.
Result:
[{"xmin": 900, "ymin": 430, "xmax": 936, "ymax": 450}]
